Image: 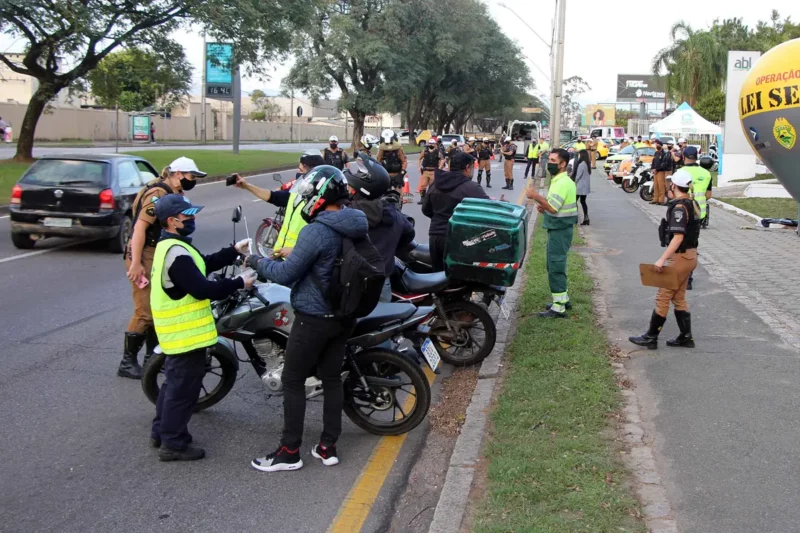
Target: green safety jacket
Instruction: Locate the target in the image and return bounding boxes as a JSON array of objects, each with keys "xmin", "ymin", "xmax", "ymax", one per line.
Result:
[
  {"xmin": 543, "ymin": 172, "xmax": 578, "ymax": 230},
  {"xmin": 275, "ymin": 192, "xmax": 307, "ymax": 249},
  {"xmin": 150, "ymin": 239, "xmax": 218, "ymax": 355},
  {"xmin": 683, "ymin": 164, "xmax": 712, "ymax": 219}
]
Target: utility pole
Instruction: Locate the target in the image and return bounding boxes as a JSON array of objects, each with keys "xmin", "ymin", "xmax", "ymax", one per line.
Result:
[
  {"xmin": 201, "ymin": 32, "xmax": 207, "ymax": 144},
  {"xmin": 115, "ymin": 103, "xmax": 119, "ymax": 153},
  {"xmin": 551, "ymin": 0, "xmax": 566, "ymax": 145},
  {"xmin": 290, "ymin": 89, "xmax": 294, "ymax": 143},
  {"xmin": 233, "ymin": 66, "xmax": 241, "ymax": 154}
]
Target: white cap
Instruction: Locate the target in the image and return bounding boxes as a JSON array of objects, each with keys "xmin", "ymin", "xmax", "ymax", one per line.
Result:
[
  {"xmin": 678, "ymin": 137, "xmax": 686, "ymax": 143},
  {"xmin": 329, "ymin": 135, "xmax": 339, "ymax": 143},
  {"xmin": 168, "ymin": 157, "xmax": 206, "ymax": 177},
  {"xmin": 426, "ymin": 138, "xmax": 437, "ymax": 145},
  {"xmin": 668, "ymin": 168, "xmax": 692, "ymax": 187},
  {"xmin": 482, "ymin": 137, "xmax": 489, "ymax": 142},
  {"xmin": 468, "ymin": 136, "xmax": 476, "ymax": 142}
]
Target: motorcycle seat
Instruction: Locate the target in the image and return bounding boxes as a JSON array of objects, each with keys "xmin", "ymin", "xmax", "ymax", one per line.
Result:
[
  {"xmin": 408, "ymin": 243, "xmax": 432, "ymax": 265},
  {"xmin": 354, "ymin": 303, "xmax": 417, "ymax": 336},
  {"xmin": 401, "ymin": 269, "xmax": 450, "ymax": 294}
]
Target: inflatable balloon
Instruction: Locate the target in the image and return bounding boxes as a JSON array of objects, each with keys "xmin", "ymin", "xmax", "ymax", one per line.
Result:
[{"xmin": 739, "ymin": 38, "xmax": 800, "ymax": 200}]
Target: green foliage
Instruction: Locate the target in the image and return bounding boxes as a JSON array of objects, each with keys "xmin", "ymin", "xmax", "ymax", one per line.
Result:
[
  {"xmin": 614, "ymin": 109, "xmax": 638, "ymax": 130},
  {"xmin": 694, "ymin": 88, "xmax": 726, "ymax": 122},
  {"xmin": 562, "ymin": 76, "xmax": 591, "ymax": 129}
]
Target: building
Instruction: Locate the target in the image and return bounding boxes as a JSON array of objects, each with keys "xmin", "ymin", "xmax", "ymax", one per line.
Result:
[{"xmin": 0, "ymin": 53, "xmax": 75, "ymax": 107}]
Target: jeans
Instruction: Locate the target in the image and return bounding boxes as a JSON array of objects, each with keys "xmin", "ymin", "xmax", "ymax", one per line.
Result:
[
  {"xmin": 151, "ymin": 349, "xmax": 207, "ymax": 450},
  {"xmin": 281, "ymin": 313, "xmax": 356, "ymax": 449}
]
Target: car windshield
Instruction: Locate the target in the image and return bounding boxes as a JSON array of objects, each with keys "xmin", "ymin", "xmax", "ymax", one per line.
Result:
[
  {"xmin": 20, "ymin": 159, "xmax": 108, "ymax": 187},
  {"xmin": 637, "ymin": 147, "xmax": 657, "ymax": 156},
  {"xmin": 619, "ymin": 145, "xmax": 635, "ymax": 155}
]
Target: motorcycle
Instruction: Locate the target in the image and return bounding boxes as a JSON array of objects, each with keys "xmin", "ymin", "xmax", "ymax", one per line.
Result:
[
  {"xmin": 254, "ymin": 173, "xmax": 294, "ymax": 256},
  {"xmin": 708, "ymin": 144, "xmax": 719, "ymax": 172},
  {"xmin": 621, "ymin": 162, "xmax": 650, "ymax": 194},
  {"xmin": 142, "ymin": 207, "xmax": 434, "ymax": 437},
  {"xmin": 639, "ymin": 169, "xmax": 655, "ymax": 202}
]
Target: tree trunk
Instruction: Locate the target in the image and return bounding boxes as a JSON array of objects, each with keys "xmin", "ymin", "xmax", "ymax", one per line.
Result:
[
  {"xmin": 13, "ymin": 82, "xmax": 60, "ymax": 162},
  {"xmin": 351, "ymin": 111, "xmax": 366, "ymax": 154}
]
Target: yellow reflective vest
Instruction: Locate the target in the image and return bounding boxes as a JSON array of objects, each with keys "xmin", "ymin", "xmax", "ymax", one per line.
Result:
[
  {"xmin": 275, "ymin": 193, "xmax": 307, "ymax": 249},
  {"xmin": 543, "ymin": 172, "xmax": 578, "ymax": 230},
  {"xmin": 684, "ymin": 164, "xmax": 712, "ymax": 219}
]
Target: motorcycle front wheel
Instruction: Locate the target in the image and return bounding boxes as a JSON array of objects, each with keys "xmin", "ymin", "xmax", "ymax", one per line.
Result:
[
  {"xmin": 142, "ymin": 348, "xmax": 238, "ymax": 412},
  {"xmin": 639, "ymin": 185, "xmax": 654, "ymax": 202},
  {"xmin": 343, "ymin": 348, "xmax": 431, "ymax": 436},
  {"xmin": 255, "ymin": 219, "xmax": 279, "ymax": 256},
  {"xmin": 430, "ymin": 300, "xmax": 497, "ymax": 366},
  {"xmin": 622, "ymin": 179, "xmax": 639, "ymax": 193}
]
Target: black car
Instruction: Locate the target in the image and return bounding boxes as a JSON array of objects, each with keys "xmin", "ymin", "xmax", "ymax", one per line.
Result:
[{"xmin": 9, "ymin": 154, "xmax": 160, "ymax": 252}]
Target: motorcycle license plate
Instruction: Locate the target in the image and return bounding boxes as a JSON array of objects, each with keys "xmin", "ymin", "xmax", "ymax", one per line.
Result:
[{"xmin": 421, "ymin": 338, "xmax": 440, "ymax": 371}]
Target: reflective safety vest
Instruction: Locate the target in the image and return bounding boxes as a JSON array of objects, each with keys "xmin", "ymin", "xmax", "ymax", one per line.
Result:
[
  {"xmin": 634, "ymin": 142, "xmax": 646, "ymax": 148},
  {"xmin": 543, "ymin": 172, "xmax": 578, "ymax": 230},
  {"xmin": 573, "ymin": 141, "xmax": 587, "ymax": 152},
  {"xmin": 684, "ymin": 164, "xmax": 712, "ymax": 219},
  {"xmin": 151, "ymin": 239, "xmax": 218, "ymax": 355},
  {"xmin": 275, "ymin": 192, "xmax": 307, "ymax": 249}
]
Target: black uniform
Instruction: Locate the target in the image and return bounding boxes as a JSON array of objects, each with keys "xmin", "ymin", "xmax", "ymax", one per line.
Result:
[{"xmin": 323, "ymin": 148, "xmax": 349, "ymax": 170}]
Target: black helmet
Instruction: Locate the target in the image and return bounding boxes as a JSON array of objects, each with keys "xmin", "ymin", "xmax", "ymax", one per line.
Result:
[
  {"xmin": 345, "ymin": 152, "xmax": 390, "ymax": 198},
  {"xmin": 698, "ymin": 155, "xmax": 714, "ymax": 170},
  {"xmin": 299, "ymin": 165, "xmax": 350, "ymax": 223}
]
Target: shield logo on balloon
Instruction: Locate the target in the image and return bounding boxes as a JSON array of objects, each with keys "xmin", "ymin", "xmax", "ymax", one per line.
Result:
[{"xmin": 773, "ymin": 118, "xmax": 797, "ymax": 150}]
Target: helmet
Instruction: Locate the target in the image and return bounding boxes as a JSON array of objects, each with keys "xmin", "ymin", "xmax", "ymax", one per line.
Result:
[
  {"xmin": 678, "ymin": 137, "xmax": 686, "ymax": 144},
  {"xmin": 361, "ymin": 133, "xmax": 379, "ymax": 149},
  {"xmin": 299, "ymin": 165, "xmax": 350, "ymax": 223},
  {"xmin": 698, "ymin": 155, "xmax": 714, "ymax": 170},
  {"xmin": 468, "ymin": 136, "xmax": 476, "ymax": 142},
  {"xmin": 381, "ymin": 129, "xmax": 396, "ymax": 144},
  {"xmin": 345, "ymin": 152, "xmax": 390, "ymax": 198},
  {"xmin": 329, "ymin": 135, "xmax": 339, "ymax": 143},
  {"xmin": 482, "ymin": 137, "xmax": 489, "ymax": 142},
  {"xmin": 300, "ymin": 148, "xmax": 325, "ymax": 169},
  {"xmin": 504, "ymin": 136, "xmax": 512, "ymax": 143},
  {"xmin": 426, "ymin": 138, "xmax": 437, "ymax": 146},
  {"xmin": 451, "ymin": 139, "xmax": 458, "ymax": 145}
]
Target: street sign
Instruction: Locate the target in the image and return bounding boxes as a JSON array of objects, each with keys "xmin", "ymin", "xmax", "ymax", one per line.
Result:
[
  {"xmin": 522, "ymin": 107, "xmax": 542, "ymax": 113},
  {"xmin": 205, "ymin": 43, "xmax": 234, "ymax": 101},
  {"xmin": 296, "ymin": 106, "xmax": 303, "ymax": 118}
]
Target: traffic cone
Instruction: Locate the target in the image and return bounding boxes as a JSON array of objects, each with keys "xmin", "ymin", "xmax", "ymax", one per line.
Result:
[
  {"xmin": 402, "ymin": 175, "xmax": 413, "ymax": 204},
  {"xmin": 474, "ymin": 160, "xmax": 479, "ymax": 170}
]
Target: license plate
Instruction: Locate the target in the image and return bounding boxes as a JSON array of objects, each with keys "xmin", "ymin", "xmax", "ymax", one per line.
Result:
[
  {"xmin": 421, "ymin": 338, "xmax": 440, "ymax": 371},
  {"xmin": 43, "ymin": 217, "xmax": 72, "ymax": 228},
  {"xmin": 498, "ymin": 296, "xmax": 510, "ymax": 320}
]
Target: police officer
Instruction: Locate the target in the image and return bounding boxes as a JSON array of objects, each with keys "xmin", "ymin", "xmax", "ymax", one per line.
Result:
[
  {"xmin": 150, "ymin": 194, "xmax": 257, "ymax": 460},
  {"xmin": 629, "ymin": 169, "xmax": 700, "ymax": 349},
  {"xmin": 463, "ymin": 137, "xmax": 477, "ymax": 179},
  {"xmin": 120, "ymin": 157, "xmax": 199, "ymax": 379},
  {"xmin": 587, "ymin": 135, "xmax": 598, "ymax": 169},
  {"xmin": 476, "ymin": 137, "xmax": 493, "ymax": 187},
  {"xmin": 445, "ymin": 139, "xmax": 459, "ymax": 168},
  {"xmin": 377, "ymin": 129, "xmax": 408, "ymax": 192},
  {"xmin": 418, "ymin": 137, "xmax": 444, "ymax": 204},
  {"xmin": 526, "ymin": 148, "xmax": 578, "ymax": 318},
  {"xmin": 500, "ymin": 137, "xmax": 517, "ymax": 190},
  {"xmin": 651, "ymin": 138, "xmax": 670, "ymax": 205},
  {"xmin": 323, "ymin": 135, "xmax": 349, "ymax": 170}
]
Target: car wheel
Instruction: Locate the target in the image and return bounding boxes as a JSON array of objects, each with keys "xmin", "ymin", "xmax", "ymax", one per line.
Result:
[
  {"xmin": 11, "ymin": 233, "xmax": 35, "ymax": 250},
  {"xmin": 419, "ymin": 141, "xmax": 426, "ymax": 147},
  {"xmin": 109, "ymin": 214, "xmax": 132, "ymax": 254}
]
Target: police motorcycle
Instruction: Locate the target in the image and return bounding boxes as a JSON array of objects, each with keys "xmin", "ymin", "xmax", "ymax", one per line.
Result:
[
  {"xmin": 639, "ymin": 168, "xmax": 655, "ymax": 202},
  {"xmin": 708, "ymin": 144, "xmax": 719, "ymax": 172},
  {"xmin": 142, "ymin": 207, "xmax": 433, "ymax": 437},
  {"xmin": 622, "ymin": 161, "xmax": 651, "ymax": 194}
]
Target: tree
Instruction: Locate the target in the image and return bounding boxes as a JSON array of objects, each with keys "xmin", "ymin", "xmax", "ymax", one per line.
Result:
[
  {"xmin": 561, "ymin": 76, "xmax": 590, "ymax": 129},
  {"xmin": 694, "ymin": 88, "xmax": 726, "ymax": 122},
  {"xmin": 249, "ymin": 90, "xmax": 283, "ymax": 121},
  {"xmin": 87, "ymin": 47, "xmax": 192, "ymax": 112},
  {"xmin": 0, "ymin": 0, "xmax": 310, "ymax": 161},
  {"xmin": 614, "ymin": 109, "xmax": 638, "ymax": 130}
]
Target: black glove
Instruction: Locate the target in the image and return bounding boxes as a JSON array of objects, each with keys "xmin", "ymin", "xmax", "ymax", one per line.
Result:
[{"xmin": 244, "ymin": 254, "xmax": 262, "ymax": 270}]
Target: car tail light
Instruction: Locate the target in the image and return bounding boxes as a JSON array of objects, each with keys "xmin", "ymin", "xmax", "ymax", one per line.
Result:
[
  {"xmin": 10, "ymin": 184, "xmax": 22, "ymax": 205},
  {"xmin": 99, "ymin": 189, "xmax": 115, "ymax": 210}
]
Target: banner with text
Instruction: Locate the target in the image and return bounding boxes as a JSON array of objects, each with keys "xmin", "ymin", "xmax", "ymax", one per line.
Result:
[{"xmin": 616, "ymin": 74, "xmax": 667, "ymax": 101}]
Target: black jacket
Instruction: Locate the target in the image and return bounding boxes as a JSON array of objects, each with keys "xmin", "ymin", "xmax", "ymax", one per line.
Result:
[
  {"xmin": 160, "ymin": 232, "xmax": 244, "ymax": 302},
  {"xmin": 351, "ymin": 196, "xmax": 415, "ymax": 275},
  {"xmin": 652, "ymin": 149, "xmax": 671, "ymax": 172},
  {"xmin": 422, "ymin": 169, "xmax": 490, "ymax": 236}
]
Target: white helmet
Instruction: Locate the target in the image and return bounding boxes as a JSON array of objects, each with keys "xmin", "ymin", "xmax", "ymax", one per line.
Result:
[
  {"xmin": 678, "ymin": 137, "xmax": 686, "ymax": 144},
  {"xmin": 669, "ymin": 168, "xmax": 692, "ymax": 187},
  {"xmin": 504, "ymin": 136, "xmax": 513, "ymax": 143},
  {"xmin": 381, "ymin": 129, "xmax": 395, "ymax": 144},
  {"xmin": 468, "ymin": 136, "xmax": 476, "ymax": 142},
  {"xmin": 329, "ymin": 135, "xmax": 339, "ymax": 143},
  {"xmin": 451, "ymin": 139, "xmax": 458, "ymax": 145},
  {"xmin": 426, "ymin": 138, "xmax": 437, "ymax": 146},
  {"xmin": 361, "ymin": 133, "xmax": 379, "ymax": 148},
  {"xmin": 482, "ymin": 137, "xmax": 489, "ymax": 142}
]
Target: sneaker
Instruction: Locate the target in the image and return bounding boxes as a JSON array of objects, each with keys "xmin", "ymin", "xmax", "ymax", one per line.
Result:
[
  {"xmin": 158, "ymin": 445, "xmax": 205, "ymax": 462},
  {"xmin": 311, "ymin": 444, "xmax": 339, "ymax": 466},
  {"xmin": 537, "ymin": 309, "xmax": 567, "ymax": 319},
  {"xmin": 251, "ymin": 446, "xmax": 303, "ymax": 472}
]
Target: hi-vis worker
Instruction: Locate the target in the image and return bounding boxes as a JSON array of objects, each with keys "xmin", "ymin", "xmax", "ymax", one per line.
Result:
[
  {"xmin": 680, "ymin": 147, "xmax": 714, "ymax": 290},
  {"xmin": 476, "ymin": 137, "xmax": 493, "ymax": 187},
  {"xmin": 571, "ymin": 136, "xmax": 587, "ymax": 155},
  {"xmin": 526, "ymin": 137, "xmax": 549, "ymax": 179},
  {"xmin": 234, "ymin": 149, "xmax": 325, "ymax": 257},
  {"xmin": 526, "ymin": 148, "xmax": 578, "ymax": 318},
  {"xmin": 149, "ymin": 194, "xmax": 256, "ymax": 461},
  {"xmin": 377, "ymin": 129, "xmax": 408, "ymax": 192},
  {"xmin": 418, "ymin": 137, "xmax": 444, "ymax": 204}
]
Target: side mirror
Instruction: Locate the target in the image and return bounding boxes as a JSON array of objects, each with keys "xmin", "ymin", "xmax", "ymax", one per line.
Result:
[
  {"xmin": 232, "ymin": 205, "xmax": 242, "ymax": 223},
  {"xmin": 273, "ymin": 173, "xmax": 283, "ymax": 183}
]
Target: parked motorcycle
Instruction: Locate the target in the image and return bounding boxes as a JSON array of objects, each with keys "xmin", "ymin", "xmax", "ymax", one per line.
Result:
[
  {"xmin": 621, "ymin": 162, "xmax": 651, "ymax": 193},
  {"xmin": 639, "ymin": 170, "xmax": 654, "ymax": 202},
  {"xmin": 254, "ymin": 173, "xmax": 294, "ymax": 256},
  {"xmin": 142, "ymin": 207, "xmax": 434, "ymax": 437}
]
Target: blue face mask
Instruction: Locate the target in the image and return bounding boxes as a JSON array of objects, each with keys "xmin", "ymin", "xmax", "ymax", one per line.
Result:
[{"xmin": 177, "ymin": 218, "xmax": 196, "ymax": 237}]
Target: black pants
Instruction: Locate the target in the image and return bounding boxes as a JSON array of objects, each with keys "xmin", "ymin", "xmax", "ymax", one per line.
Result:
[
  {"xmin": 281, "ymin": 313, "xmax": 355, "ymax": 449},
  {"xmin": 524, "ymin": 158, "xmax": 537, "ymax": 177},
  {"xmin": 151, "ymin": 348, "xmax": 206, "ymax": 451},
  {"xmin": 430, "ymin": 234, "xmax": 447, "ymax": 273},
  {"xmin": 578, "ymin": 195, "xmax": 588, "ymax": 217}
]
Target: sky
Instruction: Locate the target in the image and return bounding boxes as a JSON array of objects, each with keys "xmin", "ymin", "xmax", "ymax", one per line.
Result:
[{"xmin": 3, "ymin": 1, "xmax": 800, "ymax": 107}]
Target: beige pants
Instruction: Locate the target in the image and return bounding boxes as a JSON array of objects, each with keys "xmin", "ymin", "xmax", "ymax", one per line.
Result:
[
  {"xmin": 655, "ymin": 249, "xmax": 697, "ymax": 316},
  {"xmin": 654, "ymin": 171, "xmax": 667, "ymax": 204},
  {"xmin": 419, "ymin": 169, "xmax": 435, "ymax": 191},
  {"xmin": 125, "ymin": 246, "xmax": 155, "ymax": 334},
  {"xmin": 478, "ymin": 160, "xmax": 491, "ymax": 172},
  {"xmin": 504, "ymin": 159, "xmax": 514, "ymax": 179},
  {"xmin": 590, "ymin": 150, "xmax": 597, "ymax": 168}
]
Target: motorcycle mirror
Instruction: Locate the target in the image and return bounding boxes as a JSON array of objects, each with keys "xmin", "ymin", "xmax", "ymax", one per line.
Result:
[
  {"xmin": 273, "ymin": 173, "xmax": 283, "ymax": 183},
  {"xmin": 232, "ymin": 205, "xmax": 242, "ymax": 223}
]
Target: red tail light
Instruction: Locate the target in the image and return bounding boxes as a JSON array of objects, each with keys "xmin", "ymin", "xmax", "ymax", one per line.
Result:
[
  {"xmin": 10, "ymin": 184, "xmax": 22, "ymax": 205},
  {"xmin": 99, "ymin": 189, "xmax": 115, "ymax": 210}
]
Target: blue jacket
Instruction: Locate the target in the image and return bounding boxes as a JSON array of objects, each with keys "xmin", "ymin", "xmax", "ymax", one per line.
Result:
[{"xmin": 255, "ymin": 208, "xmax": 369, "ymax": 316}]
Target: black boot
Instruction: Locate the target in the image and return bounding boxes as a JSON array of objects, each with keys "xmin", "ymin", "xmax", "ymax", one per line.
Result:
[
  {"xmin": 476, "ymin": 172, "xmax": 483, "ymax": 185},
  {"xmin": 485, "ymin": 172, "xmax": 492, "ymax": 188},
  {"xmin": 118, "ymin": 332, "xmax": 146, "ymax": 379},
  {"xmin": 501, "ymin": 180, "xmax": 509, "ymax": 190},
  {"xmin": 581, "ymin": 218, "xmax": 590, "ymax": 226},
  {"xmin": 417, "ymin": 190, "xmax": 425, "ymax": 205},
  {"xmin": 508, "ymin": 180, "xmax": 513, "ymax": 190},
  {"xmin": 143, "ymin": 327, "xmax": 158, "ymax": 369},
  {"xmin": 628, "ymin": 311, "xmax": 667, "ymax": 350},
  {"xmin": 666, "ymin": 310, "xmax": 695, "ymax": 348}
]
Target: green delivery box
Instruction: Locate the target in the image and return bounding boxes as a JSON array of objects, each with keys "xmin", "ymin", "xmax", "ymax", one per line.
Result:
[{"xmin": 444, "ymin": 198, "xmax": 528, "ymax": 287}]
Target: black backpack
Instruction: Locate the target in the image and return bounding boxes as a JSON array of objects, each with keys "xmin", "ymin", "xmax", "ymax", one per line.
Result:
[{"xmin": 317, "ymin": 236, "xmax": 385, "ymax": 319}]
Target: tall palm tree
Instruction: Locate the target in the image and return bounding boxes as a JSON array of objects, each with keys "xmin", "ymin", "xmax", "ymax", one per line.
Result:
[{"xmin": 652, "ymin": 22, "xmax": 726, "ymax": 106}]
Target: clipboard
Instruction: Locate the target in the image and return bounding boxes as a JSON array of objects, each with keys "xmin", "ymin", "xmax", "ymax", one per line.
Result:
[{"xmin": 639, "ymin": 264, "xmax": 680, "ymax": 290}]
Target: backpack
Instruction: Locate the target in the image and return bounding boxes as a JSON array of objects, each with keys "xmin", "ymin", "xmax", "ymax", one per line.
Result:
[{"xmin": 317, "ymin": 236, "xmax": 385, "ymax": 319}]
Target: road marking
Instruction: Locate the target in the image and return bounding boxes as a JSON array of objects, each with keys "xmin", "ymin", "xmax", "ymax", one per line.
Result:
[
  {"xmin": 516, "ymin": 177, "xmax": 532, "ymax": 205},
  {"xmin": 0, "ymin": 240, "xmax": 84, "ymax": 264},
  {"xmin": 0, "ymin": 215, "xmax": 9, "ymax": 219},
  {"xmin": 327, "ymin": 366, "xmax": 436, "ymax": 533}
]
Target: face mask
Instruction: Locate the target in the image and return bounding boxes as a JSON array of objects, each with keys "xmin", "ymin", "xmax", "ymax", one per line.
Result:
[
  {"xmin": 547, "ymin": 162, "xmax": 560, "ymax": 176},
  {"xmin": 295, "ymin": 171, "xmax": 303, "ymax": 179},
  {"xmin": 180, "ymin": 177, "xmax": 196, "ymax": 191},
  {"xmin": 176, "ymin": 218, "xmax": 196, "ymax": 237},
  {"xmin": 330, "ymin": 143, "xmax": 338, "ymax": 150}
]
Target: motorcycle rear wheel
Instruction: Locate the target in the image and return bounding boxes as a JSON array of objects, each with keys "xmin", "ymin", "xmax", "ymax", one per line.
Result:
[
  {"xmin": 142, "ymin": 349, "xmax": 238, "ymax": 413},
  {"xmin": 639, "ymin": 185, "xmax": 654, "ymax": 202},
  {"xmin": 255, "ymin": 219, "xmax": 279, "ymax": 256},
  {"xmin": 430, "ymin": 300, "xmax": 496, "ymax": 366},
  {"xmin": 343, "ymin": 348, "xmax": 431, "ymax": 436}
]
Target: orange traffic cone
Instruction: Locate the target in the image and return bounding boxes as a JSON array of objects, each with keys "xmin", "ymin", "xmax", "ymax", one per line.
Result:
[
  {"xmin": 402, "ymin": 175, "xmax": 413, "ymax": 204},
  {"xmin": 474, "ymin": 160, "xmax": 479, "ymax": 170}
]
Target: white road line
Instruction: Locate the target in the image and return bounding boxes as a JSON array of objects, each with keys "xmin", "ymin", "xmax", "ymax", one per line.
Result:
[
  {"xmin": 0, "ymin": 215, "xmax": 9, "ymax": 219},
  {"xmin": 0, "ymin": 241, "xmax": 84, "ymax": 265}
]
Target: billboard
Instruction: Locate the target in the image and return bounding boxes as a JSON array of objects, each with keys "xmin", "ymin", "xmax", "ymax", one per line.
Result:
[
  {"xmin": 582, "ymin": 105, "xmax": 616, "ymax": 126},
  {"xmin": 616, "ymin": 74, "xmax": 667, "ymax": 101},
  {"xmin": 205, "ymin": 43, "xmax": 234, "ymax": 100},
  {"xmin": 131, "ymin": 116, "xmax": 150, "ymax": 141}
]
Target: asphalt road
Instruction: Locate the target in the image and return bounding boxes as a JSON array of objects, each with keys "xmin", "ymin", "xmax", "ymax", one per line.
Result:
[{"xmin": 0, "ymin": 157, "xmax": 517, "ymax": 533}]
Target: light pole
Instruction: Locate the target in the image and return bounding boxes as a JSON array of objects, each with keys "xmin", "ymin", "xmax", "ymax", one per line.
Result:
[{"xmin": 551, "ymin": 0, "xmax": 567, "ymax": 145}]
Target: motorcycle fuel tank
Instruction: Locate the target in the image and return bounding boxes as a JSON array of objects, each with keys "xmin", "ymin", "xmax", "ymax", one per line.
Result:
[{"xmin": 218, "ymin": 283, "xmax": 296, "ymax": 335}]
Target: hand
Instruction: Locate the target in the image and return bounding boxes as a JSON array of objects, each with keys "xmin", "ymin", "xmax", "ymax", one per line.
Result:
[
  {"xmin": 536, "ymin": 204, "xmax": 545, "ymax": 213},
  {"xmin": 277, "ymin": 247, "xmax": 292, "ymax": 258},
  {"xmin": 654, "ymin": 258, "xmax": 665, "ymax": 273},
  {"xmin": 238, "ymin": 268, "xmax": 258, "ymax": 288},
  {"xmin": 233, "ymin": 173, "xmax": 247, "ymax": 189},
  {"xmin": 244, "ymin": 254, "xmax": 262, "ymax": 270},
  {"xmin": 127, "ymin": 262, "xmax": 145, "ymax": 283},
  {"xmin": 234, "ymin": 238, "xmax": 251, "ymax": 255}
]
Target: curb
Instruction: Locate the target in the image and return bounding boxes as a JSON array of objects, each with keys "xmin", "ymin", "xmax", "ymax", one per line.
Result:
[
  {"xmin": 427, "ymin": 198, "xmax": 540, "ymax": 533},
  {"xmin": 709, "ymin": 198, "xmax": 763, "ymax": 225}
]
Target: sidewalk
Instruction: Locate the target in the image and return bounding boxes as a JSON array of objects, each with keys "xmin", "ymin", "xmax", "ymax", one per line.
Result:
[{"xmin": 583, "ymin": 171, "xmax": 800, "ymax": 533}]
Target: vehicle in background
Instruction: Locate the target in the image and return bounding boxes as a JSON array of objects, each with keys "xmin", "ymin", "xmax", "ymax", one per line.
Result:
[
  {"xmin": 650, "ymin": 134, "xmax": 676, "ymax": 145},
  {"xmin": 415, "ymin": 129, "xmax": 439, "ymax": 146},
  {"xmin": 603, "ymin": 144, "xmax": 636, "ymax": 174},
  {"xmin": 439, "ymin": 134, "xmax": 466, "ymax": 146},
  {"xmin": 9, "ymin": 154, "xmax": 159, "ymax": 252},
  {"xmin": 613, "ymin": 146, "xmax": 656, "ymax": 184},
  {"xmin": 398, "ymin": 129, "xmax": 420, "ymax": 145},
  {"xmin": 595, "ymin": 139, "xmax": 610, "ymax": 159},
  {"xmin": 505, "ymin": 120, "xmax": 543, "ymax": 161},
  {"xmin": 588, "ymin": 126, "xmax": 626, "ymax": 140},
  {"xmin": 559, "ymin": 128, "xmax": 579, "ymax": 146}
]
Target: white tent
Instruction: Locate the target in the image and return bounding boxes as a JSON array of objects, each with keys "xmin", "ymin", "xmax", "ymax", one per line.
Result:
[{"xmin": 648, "ymin": 102, "xmax": 722, "ymax": 135}]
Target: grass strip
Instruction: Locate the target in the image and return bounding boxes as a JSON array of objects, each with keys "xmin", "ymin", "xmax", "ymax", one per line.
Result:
[
  {"xmin": 474, "ymin": 218, "xmax": 645, "ymax": 533},
  {"xmin": 717, "ymin": 197, "xmax": 798, "ymax": 220},
  {"xmin": 729, "ymin": 173, "xmax": 774, "ymax": 183}
]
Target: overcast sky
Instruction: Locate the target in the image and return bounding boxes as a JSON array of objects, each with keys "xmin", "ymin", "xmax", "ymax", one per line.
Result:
[{"xmin": 3, "ymin": 1, "xmax": 800, "ymax": 107}]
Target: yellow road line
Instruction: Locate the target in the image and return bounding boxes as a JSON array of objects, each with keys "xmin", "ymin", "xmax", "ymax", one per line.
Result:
[
  {"xmin": 516, "ymin": 176, "xmax": 533, "ymax": 205},
  {"xmin": 327, "ymin": 366, "xmax": 437, "ymax": 533}
]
